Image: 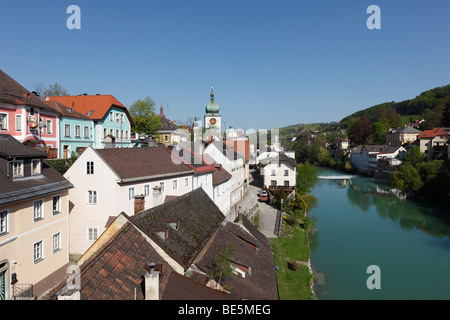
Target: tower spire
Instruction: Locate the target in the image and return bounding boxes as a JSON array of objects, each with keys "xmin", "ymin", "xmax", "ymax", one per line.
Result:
[{"xmin": 210, "ymin": 86, "xmax": 214, "ymax": 102}]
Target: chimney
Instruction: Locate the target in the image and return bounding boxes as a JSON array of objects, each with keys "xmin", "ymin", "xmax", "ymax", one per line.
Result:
[
  {"xmin": 144, "ymin": 263, "xmax": 160, "ymax": 300},
  {"xmin": 152, "ymin": 186, "xmax": 163, "ymax": 206},
  {"xmin": 134, "ymin": 194, "xmax": 145, "ymax": 215}
]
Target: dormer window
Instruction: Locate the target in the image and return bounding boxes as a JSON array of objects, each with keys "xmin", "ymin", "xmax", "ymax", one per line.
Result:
[
  {"xmin": 12, "ymin": 160, "xmax": 23, "ymax": 178},
  {"xmin": 32, "ymin": 159, "xmax": 42, "ymax": 175}
]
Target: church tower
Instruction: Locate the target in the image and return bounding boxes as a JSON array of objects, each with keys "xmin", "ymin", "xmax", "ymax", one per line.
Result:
[{"xmin": 204, "ymin": 86, "xmax": 222, "ymax": 134}]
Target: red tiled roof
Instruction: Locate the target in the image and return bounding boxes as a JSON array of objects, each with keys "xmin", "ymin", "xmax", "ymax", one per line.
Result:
[
  {"xmin": 46, "ymin": 94, "xmax": 133, "ymax": 125},
  {"xmin": 419, "ymin": 128, "xmax": 450, "ymax": 139},
  {"xmin": 44, "ymin": 100, "xmax": 91, "ymax": 120}
]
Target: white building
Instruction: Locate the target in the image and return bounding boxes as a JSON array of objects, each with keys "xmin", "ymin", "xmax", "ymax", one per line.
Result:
[
  {"xmin": 63, "ymin": 145, "xmax": 195, "ymax": 257},
  {"xmin": 203, "ymin": 141, "xmax": 245, "ymax": 221},
  {"xmin": 258, "ymin": 153, "xmax": 297, "ymax": 190}
]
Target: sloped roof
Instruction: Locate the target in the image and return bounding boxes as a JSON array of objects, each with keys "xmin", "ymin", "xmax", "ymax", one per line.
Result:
[
  {"xmin": 259, "ymin": 152, "xmax": 297, "ymax": 168},
  {"xmin": 389, "ymin": 126, "xmax": 422, "ymax": 134},
  {"xmin": 419, "ymin": 128, "xmax": 450, "ymax": 139},
  {"xmin": 194, "ymin": 216, "xmax": 278, "ymax": 300},
  {"xmin": 44, "ymin": 100, "xmax": 91, "ymax": 121},
  {"xmin": 159, "ymin": 106, "xmax": 179, "ymax": 131},
  {"xmin": 171, "ymin": 142, "xmax": 215, "ymax": 174},
  {"xmin": 0, "ymin": 135, "xmax": 73, "ymax": 206},
  {"xmin": 0, "ymin": 70, "xmax": 58, "ymax": 113},
  {"xmin": 95, "ymin": 146, "xmax": 194, "ymax": 181},
  {"xmin": 202, "ymin": 154, "xmax": 232, "ymax": 186},
  {"xmin": 130, "ymin": 188, "xmax": 225, "ymax": 271},
  {"xmin": 45, "ymin": 94, "xmax": 133, "ymax": 125}
]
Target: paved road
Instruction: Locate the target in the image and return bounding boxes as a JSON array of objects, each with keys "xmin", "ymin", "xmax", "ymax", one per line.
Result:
[{"xmin": 237, "ymin": 168, "xmax": 279, "ymax": 239}]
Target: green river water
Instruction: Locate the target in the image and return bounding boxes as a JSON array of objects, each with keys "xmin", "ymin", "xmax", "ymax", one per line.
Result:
[{"xmin": 309, "ymin": 167, "xmax": 450, "ymax": 300}]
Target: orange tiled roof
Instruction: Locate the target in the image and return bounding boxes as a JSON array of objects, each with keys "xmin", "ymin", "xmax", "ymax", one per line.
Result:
[
  {"xmin": 45, "ymin": 94, "xmax": 133, "ymax": 125},
  {"xmin": 419, "ymin": 128, "xmax": 450, "ymax": 139}
]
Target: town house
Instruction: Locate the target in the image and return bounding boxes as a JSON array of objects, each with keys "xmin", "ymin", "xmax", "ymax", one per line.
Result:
[
  {"xmin": 63, "ymin": 145, "xmax": 195, "ymax": 257},
  {"xmin": 0, "ymin": 70, "xmax": 60, "ymax": 158},
  {"xmin": 258, "ymin": 152, "xmax": 297, "ymax": 191},
  {"xmin": 45, "ymin": 94, "xmax": 134, "ymax": 149},
  {"xmin": 418, "ymin": 128, "xmax": 450, "ymax": 160},
  {"xmin": 0, "ymin": 134, "xmax": 73, "ymax": 300},
  {"xmin": 44, "ymin": 100, "xmax": 94, "ymax": 158}
]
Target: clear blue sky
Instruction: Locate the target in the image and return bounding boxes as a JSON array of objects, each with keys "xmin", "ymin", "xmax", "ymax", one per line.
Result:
[{"xmin": 1, "ymin": 0, "xmax": 449, "ymax": 132}]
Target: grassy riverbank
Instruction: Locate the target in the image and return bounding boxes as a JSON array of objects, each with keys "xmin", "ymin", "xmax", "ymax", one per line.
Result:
[{"xmin": 268, "ymin": 225, "xmax": 315, "ymax": 300}]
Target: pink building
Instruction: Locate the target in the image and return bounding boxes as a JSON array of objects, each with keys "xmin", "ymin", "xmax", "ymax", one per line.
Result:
[{"xmin": 0, "ymin": 70, "xmax": 59, "ymax": 157}]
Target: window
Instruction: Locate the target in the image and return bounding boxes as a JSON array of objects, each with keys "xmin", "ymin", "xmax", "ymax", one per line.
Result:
[
  {"xmin": 116, "ymin": 113, "xmax": 120, "ymax": 123},
  {"xmin": 52, "ymin": 195, "xmax": 61, "ymax": 214},
  {"xmin": 86, "ymin": 161, "xmax": 94, "ymax": 175},
  {"xmin": 33, "ymin": 240, "xmax": 44, "ymax": 263},
  {"xmin": 271, "ymin": 180, "xmax": 277, "ymax": 187},
  {"xmin": 271, "ymin": 169, "xmax": 276, "ymax": 176},
  {"xmin": 104, "ymin": 128, "xmax": 107, "ymax": 138},
  {"xmin": 46, "ymin": 120, "xmax": 52, "ymax": 134},
  {"xmin": 128, "ymin": 187, "xmax": 135, "ymax": 201},
  {"xmin": 173, "ymin": 179, "xmax": 178, "ymax": 190},
  {"xmin": 32, "ymin": 159, "xmax": 41, "ymax": 175},
  {"xmin": 121, "ymin": 130, "xmax": 123, "ymax": 139},
  {"xmin": 284, "ymin": 170, "xmax": 289, "ymax": 176},
  {"xmin": 0, "ymin": 113, "xmax": 8, "ymax": 130},
  {"xmin": 75, "ymin": 125, "xmax": 81, "ymax": 137},
  {"xmin": 0, "ymin": 210, "xmax": 8, "ymax": 235},
  {"xmin": 12, "ymin": 160, "xmax": 24, "ymax": 178},
  {"xmin": 160, "ymin": 182, "xmax": 165, "ymax": 192},
  {"xmin": 16, "ymin": 115, "xmax": 22, "ymax": 131},
  {"xmin": 185, "ymin": 177, "xmax": 189, "ymax": 188},
  {"xmin": 164, "ymin": 135, "xmax": 169, "ymax": 142},
  {"xmin": 284, "ymin": 181, "xmax": 290, "ymax": 187},
  {"xmin": 125, "ymin": 131, "xmax": 129, "ymax": 139},
  {"xmin": 52, "ymin": 232, "xmax": 61, "ymax": 253},
  {"xmin": 33, "ymin": 199, "xmax": 44, "ymax": 221},
  {"xmin": 84, "ymin": 126, "xmax": 89, "ymax": 138},
  {"xmin": 120, "ymin": 114, "xmax": 124, "ymax": 123},
  {"xmin": 87, "ymin": 190, "xmax": 97, "ymax": 205},
  {"xmin": 116, "ymin": 130, "xmax": 119, "ymax": 138},
  {"xmin": 109, "ymin": 112, "xmax": 113, "ymax": 121},
  {"xmin": 64, "ymin": 124, "xmax": 71, "ymax": 137},
  {"xmin": 39, "ymin": 118, "xmax": 44, "ymax": 134},
  {"xmin": 144, "ymin": 185, "xmax": 150, "ymax": 196},
  {"xmin": 88, "ymin": 228, "xmax": 98, "ymax": 242}
]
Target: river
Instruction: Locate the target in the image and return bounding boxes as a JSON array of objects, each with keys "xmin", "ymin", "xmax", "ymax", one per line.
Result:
[{"xmin": 309, "ymin": 167, "xmax": 450, "ymax": 300}]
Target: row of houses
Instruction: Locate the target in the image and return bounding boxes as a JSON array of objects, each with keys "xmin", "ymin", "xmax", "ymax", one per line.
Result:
[
  {"xmin": 0, "ymin": 70, "xmax": 277, "ymax": 300},
  {"xmin": 0, "ymin": 70, "xmax": 134, "ymax": 158},
  {"xmin": 348, "ymin": 125, "xmax": 450, "ymax": 175}
]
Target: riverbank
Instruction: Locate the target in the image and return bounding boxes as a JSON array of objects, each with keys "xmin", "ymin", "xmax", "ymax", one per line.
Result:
[{"xmin": 268, "ymin": 224, "xmax": 316, "ymax": 300}]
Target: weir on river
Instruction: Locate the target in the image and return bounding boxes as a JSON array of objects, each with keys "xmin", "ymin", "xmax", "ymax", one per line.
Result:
[{"xmin": 317, "ymin": 175, "xmax": 354, "ymax": 180}]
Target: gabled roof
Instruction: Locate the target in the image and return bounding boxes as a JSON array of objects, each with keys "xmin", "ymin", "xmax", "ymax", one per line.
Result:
[
  {"xmin": 419, "ymin": 128, "xmax": 450, "ymax": 139},
  {"xmin": 94, "ymin": 146, "xmax": 194, "ymax": 182},
  {"xmin": 194, "ymin": 216, "xmax": 278, "ymax": 300},
  {"xmin": 159, "ymin": 105, "xmax": 179, "ymax": 131},
  {"xmin": 45, "ymin": 94, "xmax": 133, "ymax": 125},
  {"xmin": 130, "ymin": 188, "xmax": 225, "ymax": 271},
  {"xmin": 259, "ymin": 152, "xmax": 297, "ymax": 168},
  {"xmin": 0, "ymin": 70, "xmax": 58, "ymax": 113},
  {"xmin": 44, "ymin": 100, "xmax": 92, "ymax": 121},
  {"xmin": 389, "ymin": 126, "xmax": 422, "ymax": 134}
]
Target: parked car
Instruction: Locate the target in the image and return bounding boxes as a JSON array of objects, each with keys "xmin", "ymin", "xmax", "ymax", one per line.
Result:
[{"xmin": 259, "ymin": 190, "xmax": 268, "ymax": 201}]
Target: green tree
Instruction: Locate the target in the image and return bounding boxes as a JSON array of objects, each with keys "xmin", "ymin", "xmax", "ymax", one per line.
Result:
[
  {"xmin": 403, "ymin": 146, "xmax": 426, "ymax": 166},
  {"xmin": 129, "ymin": 97, "xmax": 161, "ymax": 135},
  {"xmin": 371, "ymin": 122, "xmax": 388, "ymax": 144},
  {"xmin": 390, "ymin": 163, "xmax": 423, "ymax": 192},
  {"xmin": 296, "ymin": 161, "xmax": 318, "ymax": 194},
  {"xmin": 211, "ymin": 242, "xmax": 236, "ymax": 288},
  {"xmin": 441, "ymin": 102, "xmax": 450, "ymax": 127}
]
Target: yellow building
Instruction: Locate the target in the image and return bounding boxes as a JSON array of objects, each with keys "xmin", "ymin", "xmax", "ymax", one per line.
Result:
[
  {"xmin": 386, "ymin": 125, "xmax": 421, "ymax": 146},
  {"xmin": 156, "ymin": 105, "xmax": 188, "ymax": 146},
  {"xmin": 0, "ymin": 134, "xmax": 73, "ymax": 300}
]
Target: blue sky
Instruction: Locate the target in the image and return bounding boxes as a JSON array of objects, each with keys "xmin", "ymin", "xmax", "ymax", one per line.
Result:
[{"xmin": 1, "ymin": 0, "xmax": 449, "ymax": 131}]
